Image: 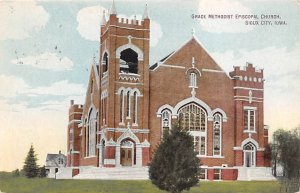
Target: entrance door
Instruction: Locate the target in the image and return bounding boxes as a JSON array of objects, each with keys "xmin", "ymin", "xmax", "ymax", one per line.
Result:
[
  {"xmin": 245, "ymin": 151, "xmax": 251, "ymax": 167},
  {"xmin": 121, "ymin": 148, "xmax": 132, "ymax": 166},
  {"xmin": 243, "ymin": 142, "xmax": 256, "ymax": 167}
]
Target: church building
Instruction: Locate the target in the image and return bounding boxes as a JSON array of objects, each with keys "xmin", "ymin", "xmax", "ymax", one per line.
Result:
[{"xmin": 66, "ymin": 2, "xmax": 272, "ymax": 181}]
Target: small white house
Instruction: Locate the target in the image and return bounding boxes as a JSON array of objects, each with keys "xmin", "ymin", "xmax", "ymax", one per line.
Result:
[{"xmin": 45, "ymin": 150, "xmax": 66, "ymax": 178}]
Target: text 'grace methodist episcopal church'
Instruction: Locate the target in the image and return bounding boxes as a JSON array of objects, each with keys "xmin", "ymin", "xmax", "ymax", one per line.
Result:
[{"xmin": 64, "ymin": 1, "xmax": 274, "ymax": 181}]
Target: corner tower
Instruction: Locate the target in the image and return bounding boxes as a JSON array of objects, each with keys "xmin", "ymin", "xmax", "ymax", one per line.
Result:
[
  {"xmin": 229, "ymin": 63, "xmax": 268, "ymax": 167},
  {"xmin": 98, "ymin": 2, "xmax": 151, "ymax": 167}
]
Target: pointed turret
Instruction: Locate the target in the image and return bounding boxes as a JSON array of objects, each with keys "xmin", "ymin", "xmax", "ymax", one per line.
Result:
[
  {"xmin": 143, "ymin": 4, "xmax": 149, "ymax": 20},
  {"xmin": 101, "ymin": 10, "xmax": 106, "ymax": 26},
  {"xmin": 110, "ymin": 0, "xmax": 117, "ymax": 15}
]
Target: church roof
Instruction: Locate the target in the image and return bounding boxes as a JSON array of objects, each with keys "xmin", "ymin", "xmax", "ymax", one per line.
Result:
[{"xmin": 150, "ymin": 51, "xmax": 174, "ymax": 70}]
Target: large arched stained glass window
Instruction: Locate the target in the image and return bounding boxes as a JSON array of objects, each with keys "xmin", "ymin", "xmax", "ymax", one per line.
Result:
[
  {"xmin": 178, "ymin": 103, "xmax": 206, "ymax": 132},
  {"xmin": 178, "ymin": 103, "xmax": 207, "ymax": 156}
]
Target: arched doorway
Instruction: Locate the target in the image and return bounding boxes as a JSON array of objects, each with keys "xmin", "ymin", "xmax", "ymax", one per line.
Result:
[
  {"xmin": 243, "ymin": 142, "xmax": 256, "ymax": 167},
  {"xmin": 120, "ymin": 139, "xmax": 135, "ymax": 166}
]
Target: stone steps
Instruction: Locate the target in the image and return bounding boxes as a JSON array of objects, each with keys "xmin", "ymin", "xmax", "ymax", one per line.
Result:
[
  {"xmin": 73, "ymin": 166, "xmax": 149, "ymax": 180},
  {"xmin": 56, "ymin": 167, "xmax": 73, "ymax": 179},
  {"xmin": 237, "ymin": 167, "xmax": 276, "ymax": 181}
]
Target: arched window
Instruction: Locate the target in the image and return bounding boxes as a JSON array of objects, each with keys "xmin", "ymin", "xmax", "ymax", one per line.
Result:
[
  {"xmin": 178, "ymin": 103, "xmax": 207, "ymax": 156},
  {"xmin": 88, "ymin": 109, "xmax": 96, "ymax": 157},
  {"xmin": 189, "ymin": 72, "xmax": 197, "ymax": 88},
  {"xmin": 120, "ymin": 48, "xmax": 138, "ymax": 74},
  {"xmin": 132, "ymin": 91, "xmax": 138, "ymax": 124},
  {"xmin": 126, "ymin": 91, "xmax": 131, "ymax": 117},
  {"xmin": 161, "ymin": 110, "xmax": 171, "ymax": 138},
  {"xmin": 213, "ymin": 114, "xmax": 222, "ymax": 156},
  {"xmin": 103, "ymin": 52, "xmax": 108, "ymax": 74},
  {"xmin": 178, "ymin": 103, "xmax": 206, "ymax": 132},
  {"xmin": 120, "ymin": 90, "xmax": 124, "ymax": 123}
]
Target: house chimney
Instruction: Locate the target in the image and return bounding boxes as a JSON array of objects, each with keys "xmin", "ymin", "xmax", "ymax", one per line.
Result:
[
  {"xmin": 59, "ymin": 150, "xmax": 61, "ymax": 154},
  {"xmin": 70, "ymin": 100, "xmax": 74, "ymax": 106}
]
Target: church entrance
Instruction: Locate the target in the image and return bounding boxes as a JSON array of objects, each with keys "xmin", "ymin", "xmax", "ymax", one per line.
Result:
[
  {"xmin": 243, "ymin": 142, "xmax": 256, "ymax": 167},
  {"xmin": 120, "ymin": 139, "xmax": 134, "ymax": 166}
]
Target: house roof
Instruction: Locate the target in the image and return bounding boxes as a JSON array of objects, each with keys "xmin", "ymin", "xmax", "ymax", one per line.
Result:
[{"xmin": 45, "ymin": 153, "xmax": 67, "ymax": 167}]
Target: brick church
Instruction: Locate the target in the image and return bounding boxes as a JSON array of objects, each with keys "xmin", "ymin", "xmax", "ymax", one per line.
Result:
[{"xmin": 66, "ymin": 2, "xmax": 272, "ymax": 180}]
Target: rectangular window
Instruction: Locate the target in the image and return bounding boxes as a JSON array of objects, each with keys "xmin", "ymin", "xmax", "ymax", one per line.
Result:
[
  {"xmin": 200, "ymin": 137, "xmax": 206, "ymax": 155},
  {"xmin": 214, "ymin": 169, "xmax": 221, "ymax": 180},
  {"xmin": 199, "ymin": 168, "xmax": 207, "ymax": 180},
  {"xmin": 244, "ymin": 109, "xmax": 255, "ymax": 131}
]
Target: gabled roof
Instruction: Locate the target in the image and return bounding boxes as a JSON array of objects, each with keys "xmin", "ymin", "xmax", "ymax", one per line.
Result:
[
  {"xmin": 45, "ymin": 153, "xmax": 66, "ymax": 167},
  {"xmin": 149, "ymin": 51, "xmax": 174, "ymax": 70},
  {"xmin": 150, "ymin": 35, "xmax": 227, "ymax": 74}
]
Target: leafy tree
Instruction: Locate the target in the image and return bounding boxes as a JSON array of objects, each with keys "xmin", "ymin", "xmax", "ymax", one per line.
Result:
[
  {"xmin": 271, "ymin": 127, "xmax": 300, "ymax": 193},
  {"xmin": 39, "ymin": 165, "xmax": 47, "ymax": 178},
  {"xmin": 23, "ymin": 145, "xmax": 39, "ymax": 178},
  {"xmin": 12, "ymin": 169, "xmax": 20, "ymax": 177},
  {"xmin": 149, "ymin": 123, "xmax": 200, "ymax": 193}
]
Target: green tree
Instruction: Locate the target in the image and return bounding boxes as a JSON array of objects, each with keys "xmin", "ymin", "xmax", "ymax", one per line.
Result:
[
  {"xmin": 23, "ymin": 145, "xmax": 39, "ymax": 178},
  {"xmin": 39, "ymin": 165, "xmax": 47, "ymax": 178},
  {"xmin": 271, "ymin": 127, "xmax": 300, "ymax": 193},
  {"xmin": 12, "ymin": 169, "xmax": 20, "ymax": 177},
  {"xmin": 149, "ymin": 123, "xmax": 200, "ymax": 193}
]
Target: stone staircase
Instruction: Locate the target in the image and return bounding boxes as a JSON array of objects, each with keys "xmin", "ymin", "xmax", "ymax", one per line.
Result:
[
  {"xmin": 73, "ymin": 166, "xmax": 149, "ymax": 180},
  {"xmin": 237, "ymin": 167, "xmax": 276, "ymax": 181},
  {"xmin": 55, "ymin": 167, "xmax": 73, "ymax": 179}
]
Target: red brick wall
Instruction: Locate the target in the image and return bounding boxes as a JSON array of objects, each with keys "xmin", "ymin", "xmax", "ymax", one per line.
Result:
[
  {"xmin": 222, "ymin": 169, "xmax": 238, "ymax": 180},
  {"xmin": 142, "ymin": 147, "xmax": 150, "ymax": 166}
]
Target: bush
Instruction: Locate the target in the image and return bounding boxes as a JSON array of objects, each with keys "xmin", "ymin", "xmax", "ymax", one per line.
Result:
[{"xmin": 149, "ymin": 123, "xmax": 200, "ymax": 193}]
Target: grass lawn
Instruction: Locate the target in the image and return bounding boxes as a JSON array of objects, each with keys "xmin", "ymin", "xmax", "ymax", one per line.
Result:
[{"xmin": 0, "ymin": 172, "xmax": 281, "ymax": 193}]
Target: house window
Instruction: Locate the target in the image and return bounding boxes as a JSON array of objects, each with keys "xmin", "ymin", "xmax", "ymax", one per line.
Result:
[
  {"xmin": 189, "ymin": 73, "xmax": 197, "ymax": 88},
  {"xmin": 161, "ymin": 110, "xmax": 171, "ymax": 138},
  {"xmin": 178, "ymin": 103, "xmax": 207, "ymax": 156},
  {"xmin": 214, "ymin": 169, "xmax": 221, "ymax": 180},
  {"xmin": 199, "ymin": 168, "xmax": 207, "ymax": 180},
  {"xmin": 244, "ymin": 109, "xmax": 255, "ymax": 131},
  {"xmin": 120, "ymin": 48, "xmax": 138, "ymax": 74},
  {"xmin": 58, "ymin": 158, "xmax": 64, "ymax": 165},
  {"xmin": 126, "ymin": 91, "xmax": 131, "ymax": 118},
  {"xmin": 132, "ymin": 91, "xmax": 138, "ymax": 124},
  {"xmin": 120, "ymin": 90, "xmax": 124, "ymax": 123},
  {"xmin": 213, "ymin": 114, "xmax": 222, "ymax": 156}
]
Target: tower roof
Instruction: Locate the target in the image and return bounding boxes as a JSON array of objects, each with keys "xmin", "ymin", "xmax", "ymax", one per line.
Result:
[
  {"xmin": 143, "ymin": 4, "xmax": 149, "ymax": 19},
  {"xmin": 110, "ymin": 0, "xmax": 117, "ymax": 15},
  {"xmin": 101, "ymin": 10, "xmax": 106, "ymax": 26}
]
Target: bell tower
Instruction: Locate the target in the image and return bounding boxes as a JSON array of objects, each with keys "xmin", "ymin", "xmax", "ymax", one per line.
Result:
[{"xmin": 98, "ymin": 1, "xmax": 151, "ymax": 167}]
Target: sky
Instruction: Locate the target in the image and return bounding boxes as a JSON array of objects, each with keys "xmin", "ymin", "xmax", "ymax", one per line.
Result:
[{"xmin": 0, "ymin": 0, "xmax": 299, "ymax": 172}]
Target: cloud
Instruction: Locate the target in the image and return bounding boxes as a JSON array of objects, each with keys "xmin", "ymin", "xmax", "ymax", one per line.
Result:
[
  {"xmin": 210, "ymin": 43, "xmax": 300, "ymax": 131},
  {"xmin": 76, "ymin": 6, "xmax": 163, "ymax": 47},
  {"xmin": 29, "ymin": 80, "xmax": 86, "ymax": 96},
  {"xmin": 198, "ymin": 0, "xmax": 254, "ymax": 33},
  {"xmin": 76, "ymin": 5, "xmax": 108, "ymax": 41},
  {"xmin": 11, "ymin": 52, "xmax": 73, "ymax": 71},
  {"xmin": 0, "ymin": 1, "xmax": 50, "ymax": 40},
  {"xmin": 0, "ymin": 74, "xmax": 30, "ymax": 98}
]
